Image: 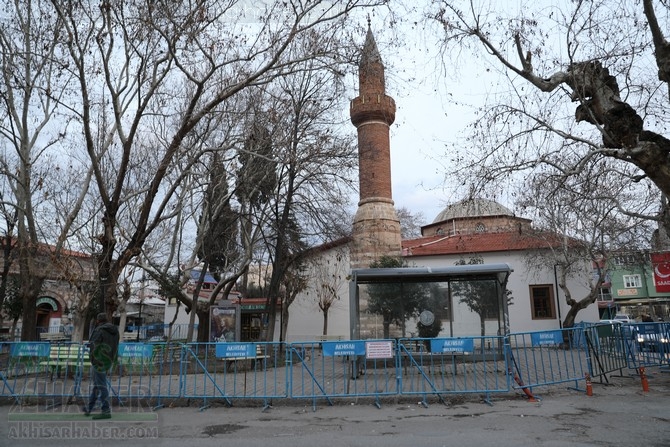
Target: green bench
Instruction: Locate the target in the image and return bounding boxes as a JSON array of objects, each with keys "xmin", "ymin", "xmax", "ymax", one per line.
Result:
[{"xmin": 39, "ymin": 344, "xmax": 90, "ymax": 380}]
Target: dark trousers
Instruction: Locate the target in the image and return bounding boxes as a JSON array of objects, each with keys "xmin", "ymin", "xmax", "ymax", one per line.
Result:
[{"xmin": 87, "ymin": 367, "xmax": 110, "ymax": 413}]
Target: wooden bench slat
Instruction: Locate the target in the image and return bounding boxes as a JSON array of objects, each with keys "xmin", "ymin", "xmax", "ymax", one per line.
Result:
[{"xmin": 38, "ymin": 344, "xmax": 90, "ymax": 379}]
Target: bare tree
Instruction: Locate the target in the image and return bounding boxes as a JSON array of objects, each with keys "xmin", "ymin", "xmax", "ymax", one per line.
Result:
[
  {"xmin": 310, "ymin": 249, "xmax": 348, "ymax": 336},
  {"xmin": 137, "ymin": 98, "xmax": 279, "ymax": 342},
  {"xmin": 397, "ymin": 206, "xmax": 426, "ymax": 239},
  {"xmin": 0, "ymin": 0, "xmax": 92, "ymax": 339},
  {"xmin": 518, "ymin": 156, "xmax": 654, "ymax": 327},
  {"xmin": 279, "ymin": 262, "xmax": 309, "ymax": 342},
  {"xmin": 48, "ymin": 0, "xmax": 384, "ymax": 321},
  {"xmin": 258, "ymin": 47, "xmax": 359, "ymax": 341},
  {"xmin": 430, "ymin": 0, "xmax": 670, "ymax": 237}
]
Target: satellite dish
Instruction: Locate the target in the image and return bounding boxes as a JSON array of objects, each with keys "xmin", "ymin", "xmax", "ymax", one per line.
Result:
[{"xmin": 419, "ymin": 310, "xmax": 435, "ymax": 326}]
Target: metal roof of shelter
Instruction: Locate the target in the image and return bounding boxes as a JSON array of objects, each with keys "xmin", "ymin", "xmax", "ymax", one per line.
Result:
[{"xmin": 350, "ymin": 263, "xmax": 513, "ymax": 284}]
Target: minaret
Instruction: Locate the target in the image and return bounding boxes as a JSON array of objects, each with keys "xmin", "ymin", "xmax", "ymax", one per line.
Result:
[{"xmin": 349, "ymin": 25, "xmax": 402, "ymax": 269}]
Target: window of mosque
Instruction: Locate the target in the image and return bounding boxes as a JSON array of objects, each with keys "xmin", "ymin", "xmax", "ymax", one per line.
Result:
[
  {"xmin": 475, "ymin": 222, "xmax": 486, "ymax": 232},
  {"xmin": 529, "ymin": 285, "xmax": 556, "ymax": 319}
]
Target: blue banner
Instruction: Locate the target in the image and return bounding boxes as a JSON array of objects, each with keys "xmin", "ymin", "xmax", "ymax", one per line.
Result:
[
  {"xmin": 322, "ymin": 341, "xmax": 365, "ymax": 357},
  {"xmin": 430, "ymin": 338, "xmax": 475, "ymax": 353},
  {"xmin": 215, "ymin": 342, "xmax": 257, "ymax": 358},
  {"xmin": 531, "ymin": 331, "xmax": 563, "ymax": 346},
  {"xmin": 635, "ymin": 324, "xmax": 660, "ymax": 335},
  {"xmin": 10, "ymin": 342, "xmax": 50, "ymax": 357},
  {"xmin": 118, "ymin": 343, "xmax": 154, "ymax": 358}
]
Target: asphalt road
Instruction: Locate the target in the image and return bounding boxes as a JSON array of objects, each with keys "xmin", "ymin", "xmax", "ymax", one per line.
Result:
[{"xmin": 1, "ymin": 371, "xmax": 669, "ymax": 447}]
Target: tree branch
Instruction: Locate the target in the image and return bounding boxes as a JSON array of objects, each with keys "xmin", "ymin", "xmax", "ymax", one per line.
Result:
[{"xmin": 643, "ymin": 0, "xmax": 670, "ymax": 99}]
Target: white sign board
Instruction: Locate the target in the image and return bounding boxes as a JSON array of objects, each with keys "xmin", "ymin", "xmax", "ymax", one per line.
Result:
[{"xmin": 365, "ymin": 340, "xmax": 394, "ymax": 359}]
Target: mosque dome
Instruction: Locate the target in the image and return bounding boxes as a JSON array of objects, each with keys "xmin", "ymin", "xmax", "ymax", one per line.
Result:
[{"xmin": 433, "ymin": 198, "xmax": 514, "ymax": 224}]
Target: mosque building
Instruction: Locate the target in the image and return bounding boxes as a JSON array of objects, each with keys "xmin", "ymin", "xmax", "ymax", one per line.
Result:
[{"xmin": 284, "ymin": 26, "xmax": 599, "ymax": 341}]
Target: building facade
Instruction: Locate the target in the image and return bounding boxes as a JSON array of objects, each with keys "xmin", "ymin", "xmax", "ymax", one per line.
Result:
[
  {"xmin": 286, "ymin": 198, "xmax": 599, "ymax": 340},
  {"xmin": 283, "ymin": 27, "xmax": 599, "ymax": 341},
  {"xmin": 0, "ymin": 243, "xmax": 96, "ymax": 340},
  {"xmin": 598, "ymin": 252, "xmax": 670, "ymax": 320}
]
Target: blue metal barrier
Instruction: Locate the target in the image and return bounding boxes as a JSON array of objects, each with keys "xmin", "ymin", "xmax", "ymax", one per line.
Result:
[
  {"xmin": 0, "ymin": 341, "xmax": 89, "ymax": 404},
  {"xmin": 0, "ymin": 342, "xmax": 19, "ymax": 403},
  {"xmin": 398, "ymin": 336, "xmax": 510, "ymax": 406},
  {"xmin": 180, "ymin": 342, "xmax": 287, "ymax": 410},
  {"xmin": 622, "ymin": 322, "xmax": 670, "ymax": 370},
  {"xmin": 507, "ymin": 327, "xmax": 589, "ymax": 394},
  {"xmin": 3, "ymin": 328, "xmax": 668, "ymax": 409},
  {"xmin": 104, "ymin": 342, "xmax": 183, "ymax": 410},
  {"xmin": 289, "ymin": 340, "xmax": 398, "ymax": 410},
  {"xmin": 582, "ymin": 322, "xmax": 631, "ymax": 379}
]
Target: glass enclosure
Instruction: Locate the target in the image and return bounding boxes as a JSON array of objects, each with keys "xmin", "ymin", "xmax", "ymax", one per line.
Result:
[{"xmin": 349, "ymin": 264, "xmax": 513, "ymax": 340}]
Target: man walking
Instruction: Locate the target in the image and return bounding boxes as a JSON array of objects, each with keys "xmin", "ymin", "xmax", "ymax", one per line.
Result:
[{"xmin": 84, "ymin": 312, "xmax": 119, "ymax": 419}]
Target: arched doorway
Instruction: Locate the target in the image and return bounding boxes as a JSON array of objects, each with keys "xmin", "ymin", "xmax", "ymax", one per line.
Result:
[{"xmin": 35, "ymin": 296, "xmax": 62, "ymax": 334}]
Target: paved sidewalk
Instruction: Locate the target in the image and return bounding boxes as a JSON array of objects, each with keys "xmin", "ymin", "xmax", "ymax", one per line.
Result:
[{"xmin": 1, "ymin": 371, "xmax": 669, "ymax": 447}]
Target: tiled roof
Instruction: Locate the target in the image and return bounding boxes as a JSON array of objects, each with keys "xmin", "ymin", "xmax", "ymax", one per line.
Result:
[
  {"xmin": 1, "ymin": 237, "xmax": 91, "ymax": 259},
  {"xmin": 402, "ymin": 231, "xmax": 565, "ymax": 257}
]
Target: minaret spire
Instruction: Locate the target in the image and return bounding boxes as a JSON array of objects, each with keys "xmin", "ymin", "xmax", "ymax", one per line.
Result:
[{"xmin": 349, "ymin": 25, "xmax": 401, "ymax": 269}]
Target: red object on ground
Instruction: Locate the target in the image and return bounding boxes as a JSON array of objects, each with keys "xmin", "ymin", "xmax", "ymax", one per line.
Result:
[
  {"xmin": 510, "ymin": 369, "xmax": 537, "ymax": 402},
  {"xmin": 640, "ymin": 367, "xmax": 649, "ymax": 392}
]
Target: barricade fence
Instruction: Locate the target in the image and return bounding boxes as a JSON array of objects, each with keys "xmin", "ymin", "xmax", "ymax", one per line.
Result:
[
  {"xmin": 289, "ymin": 340, "xmax": 398, "ymax": 410},
  {"xmin": 398, "ymin": 336, "xmax": 509, "ymax": 406},
  {"xmin": 1, "ymin": 324, "xmax": 667, "ymax": 409}
]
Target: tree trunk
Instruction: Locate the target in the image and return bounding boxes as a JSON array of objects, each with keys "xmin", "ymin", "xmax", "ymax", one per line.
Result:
[
  {"xmin": 383, "ymin": 314, "xmax": 391, "ymax": 339},
  {"xmin": 118, "ymin": 309, "xmax": 128, "ymax": 337},
  {"xmin": 322, "ymin": 311, "xmax": 329, "ymax": 336},
  {"xmin": 186, "ymin": 302, "xmax": 198, "ymax": 343},
  {"xmin": 196, "ymin": 308, "xmax": 209, "ymax": 342},
  {"xmin": 562, "ymin": 309, "xmax": 578, "ymax": 329},
  {"xmin": 71, "ymin": 312, "xmax": 86, "ymax": 343},
  {"xmin": 10, "ymin": 318, "xmax": 18, "ymax": 341},
  {"xmin": 281, "ymin": 306, "xmax": 290, "ymax": 342},
  {"xmin": 19, "ymin": 276, "xmax": 43, "ymax": 341}
]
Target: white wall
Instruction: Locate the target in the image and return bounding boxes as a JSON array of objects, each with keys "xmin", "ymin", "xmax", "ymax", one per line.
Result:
[
  {"xmin": 286, "ymin": 244, "xmax": 351, "ymax": 341},
  {"xmin": 411, "ymin": 251, "xmax": 600, "ymax": 333},
  {"xmin": 287, "ymin": 245, "xmax": 600, "ymax": 340},
  {"xmin": 161, "ymin": 245, "xmax": 600, "ymax": 341}
]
